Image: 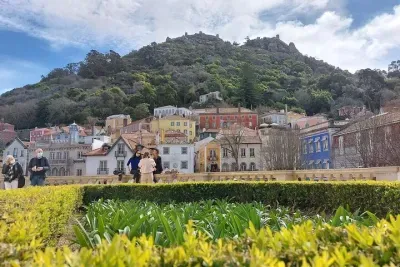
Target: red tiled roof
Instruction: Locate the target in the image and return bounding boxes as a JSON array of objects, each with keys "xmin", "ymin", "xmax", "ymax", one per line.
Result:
[{"xmin": 84, "ymin": 147, "xmax": 108, "ymax": 156}]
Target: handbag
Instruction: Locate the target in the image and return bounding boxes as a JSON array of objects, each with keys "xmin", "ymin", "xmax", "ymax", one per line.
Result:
[{"xmin": 18, "ymin": 174, "xmax": 26, "ymax": 188}]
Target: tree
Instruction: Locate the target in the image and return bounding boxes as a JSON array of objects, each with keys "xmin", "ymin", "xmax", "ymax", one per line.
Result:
[
  {"xmin": 260, "ymin": 127, "xmax": 301, "ymax": 170},
  {"xmin": 131, "ymin": 103, "xmax": 150, "ymax": 121},
  {"xmin": 238, "ymin": 63, "xmax": 258, "ymax": 108},
  {"xmin": 216, "ymin": 124, "xmax": 248, "ymax": 171},
  {"xmin": 35, "ymin": 99, "xmax": 51, "ymax": 127}
]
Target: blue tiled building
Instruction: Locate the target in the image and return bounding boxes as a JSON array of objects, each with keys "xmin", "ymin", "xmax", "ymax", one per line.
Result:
[{"xmin": 300, "ymin": 120, "xmax": 346, "ymax": 169}]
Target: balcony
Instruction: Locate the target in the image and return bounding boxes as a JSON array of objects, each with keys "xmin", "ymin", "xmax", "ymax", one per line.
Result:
[
  {"xmin": 115, "ymin": 151, "xmax": 127, "ymax": 157},
  {"xmin": 73, "ymin": 158, "xmax": 86, "ymax": 163},
  {"xmin": 49, "ymin": 159, "xmax": 68, "ymax": 165},
  {"xmin": 97, "ymin": 168, "xmax": 109, "ymax": 175}
]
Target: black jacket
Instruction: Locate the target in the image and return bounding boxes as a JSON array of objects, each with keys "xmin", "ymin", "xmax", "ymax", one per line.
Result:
[
  {"xmin": 2, "ymin": 162, "xmax": 24, "ymax": 182},
  {"xmin": 153, "ymin": 156, "xmax": 163, "ymax": 174},
  {"xmin": 28, "ymin": 157, "xmax": 50, "ymax": 177}
]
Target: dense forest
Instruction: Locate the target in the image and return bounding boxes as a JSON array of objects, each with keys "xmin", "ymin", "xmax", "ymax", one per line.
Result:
[{"xmin": 1, "ymin": 32, "xmax": 400, "ymax": 129}]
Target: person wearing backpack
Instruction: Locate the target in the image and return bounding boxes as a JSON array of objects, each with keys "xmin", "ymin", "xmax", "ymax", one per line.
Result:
[
  {"xmin": 2, "ymin": 155, "xmax": 24, "ymax": 190},
  {"xmin": 28, "ymin": 148, "xmax": 50, "ymax": 186}
]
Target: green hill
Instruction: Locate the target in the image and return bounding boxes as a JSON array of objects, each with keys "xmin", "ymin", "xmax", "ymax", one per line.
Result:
[{"xmin": 1, "ymin": 32, "xmax": 399, "ymax": 129}]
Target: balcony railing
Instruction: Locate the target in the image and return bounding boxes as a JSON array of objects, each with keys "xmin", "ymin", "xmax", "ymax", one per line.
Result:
[
  {"xmin": 115, "ymin": 151, "xmax": 127, "ymax": 157},
  {"xmin": 73, "ymin": 158, "xmax": 86, "ymax": 163},
  {"xmin": 49, "ymin": 159, "xmax": 68, "ymax": 165},
  {"xmin": 97, "ymin": 168, "xmax": 109, "ymax": 175}
]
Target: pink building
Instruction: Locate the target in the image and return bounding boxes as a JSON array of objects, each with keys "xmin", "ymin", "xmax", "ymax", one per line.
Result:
[
  {"xmin": 292, "ymin": 116, "xmax": 327, "ymax": 130},
  {"xmin": 30, "ymin": 128, "xmax": 53, "ymax": 142}
]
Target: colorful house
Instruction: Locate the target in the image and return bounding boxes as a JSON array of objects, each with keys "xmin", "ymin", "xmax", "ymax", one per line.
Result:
[
  {"xmin": 194, "ymin": 137, "xmax": 221, "ymax": 172},
  {"xmin": 151, "ymin": 115, "xmax": 196, "ymax": 143},
  {"xmin": 300, "ymin": 120, "xmax": 347, "ymax": 169},
  {"xmin": 198, "ymin": 107, "xmax": 258, "ymax": 130}
]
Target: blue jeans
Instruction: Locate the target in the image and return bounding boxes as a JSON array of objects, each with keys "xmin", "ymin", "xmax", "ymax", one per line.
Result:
[{"xmin": 31, "ymin": 175, "xmax": 45, "ymax": 186}]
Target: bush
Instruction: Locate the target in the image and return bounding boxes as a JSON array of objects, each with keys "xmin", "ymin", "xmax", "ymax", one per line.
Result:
[
  {"xmin": 0, "ymin": 186, "xmax": 82, "ymax": 264},
  {"xmin": 83, "ymin": 182, "xmax": 400, "ymax": 216},
  {"xmin": 31, "ymin": 217, "xmax": 400, "ymax": 266}
]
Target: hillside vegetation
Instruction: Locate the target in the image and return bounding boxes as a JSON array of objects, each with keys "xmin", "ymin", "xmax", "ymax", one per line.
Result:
[{"xmin": 1, "ymin": 32, "xmax": 400, "ymax": 129}]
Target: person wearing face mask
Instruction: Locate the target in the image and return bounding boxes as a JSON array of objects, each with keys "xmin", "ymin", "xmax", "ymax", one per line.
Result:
[
  {"xmin": 127, "ymin": 149, "xmax": 142, "ymax": 183},
  {"xmin": 2, "ymin": 155, "xmax": 24, "ymax": 190},
  {"xmin": 28, "ymin": 148, "xmax": 50, "ymax": 186}
]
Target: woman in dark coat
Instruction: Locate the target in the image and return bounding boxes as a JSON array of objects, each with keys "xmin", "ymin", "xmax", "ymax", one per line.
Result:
[{"xmin": 2, "ymin": 155, "xmax": 24, "ymax": 190}]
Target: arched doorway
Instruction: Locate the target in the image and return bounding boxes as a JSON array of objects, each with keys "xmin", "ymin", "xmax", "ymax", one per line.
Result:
[
  {"xmin": 240, "ymin": 162, "xmax": 247, "ymax": 171},
  {"xmin": 231, "ymin": 163, "xmax": 237, "ymax": 171},
  {"xmin": 59, "ymin": 167, "xmax": 66, "ymax": 176},
  {"xmin": 250, "ymin": 162, "xmax": 256, "ymax": 171},
  {"xmin": 52, "ymin": 168, "xmax": 58, "ymax": 176}
]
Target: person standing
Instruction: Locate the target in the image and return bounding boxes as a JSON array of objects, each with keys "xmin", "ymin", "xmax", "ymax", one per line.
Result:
[
  {"xmin": 28, "ymin": 148, "xmax": 50, "ymax": 186},
  {"xmin": 138, "ymin": 152, "xmax": 156, "ymax": 184},
  {"xmin": 2, "ymin": 155, "xmax": 24, "ymax": 190},
  {"xmin": 151, "ymin": 148, "xmax": 163, "ymax": 183},
  {"xmin": 127, "ymin": 150, "xmax": 142, "ymax": 183}
]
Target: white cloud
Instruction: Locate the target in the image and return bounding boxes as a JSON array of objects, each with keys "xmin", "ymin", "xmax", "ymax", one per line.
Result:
[{"xmin": 0, "ymin": 0, "xmax": 399, "ymax": 72}]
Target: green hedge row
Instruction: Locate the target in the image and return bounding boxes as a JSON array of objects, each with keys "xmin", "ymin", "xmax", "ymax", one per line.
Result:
[{"xmin": 83, "ymin": 182, "xmax": 400, "ymax": 216}]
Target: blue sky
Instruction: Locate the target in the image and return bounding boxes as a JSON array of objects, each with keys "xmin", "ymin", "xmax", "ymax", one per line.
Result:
[{"xmin": 1, "ymin": 0, "xmax": 400, "ymax": 93}]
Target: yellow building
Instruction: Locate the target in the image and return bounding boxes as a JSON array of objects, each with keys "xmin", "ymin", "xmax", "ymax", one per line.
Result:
[
  {"xmin": 195, "ymin": 138, "xmax": 221, "ymax": 172},
  {"xmin": 151, "ymin": 115, "xmax": 196, "ymax": 143},
  {"xmin": 105, "ymin": 114, "xmax": 132, "ymax": 142}
]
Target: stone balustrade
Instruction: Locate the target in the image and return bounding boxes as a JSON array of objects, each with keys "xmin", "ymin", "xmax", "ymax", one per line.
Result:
[{"xmin": 1, "ymin": 166, "xmax": 399, "ymax": 189}]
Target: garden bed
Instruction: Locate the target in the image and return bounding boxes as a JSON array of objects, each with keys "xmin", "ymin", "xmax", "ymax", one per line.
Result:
[{"xmin": 1, "ymin": 182, "xmax": 400, "ymax": 266}]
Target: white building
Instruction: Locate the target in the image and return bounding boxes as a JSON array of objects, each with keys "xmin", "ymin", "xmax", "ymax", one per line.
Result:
[
  {"xmin": 2, "ymin": 138, "xmax": 30, "ymax": 175},
  {"xmin": 84, "ymin": 134, "xmax": 155, "ymax": 176},
  {"xmin": 217, "ymin": 127, "xmax": 262, "ymax": 172},
  {"xmin": 154, "ymin": 106, "xmax": 192, "ymax": 118},
  {"xmin": 157, "ymin": 143, "xmax": 195, "ymax": 173},
  {"xmin": 199, "ymin": 91, "xmax": 223, "ymax": 104}
]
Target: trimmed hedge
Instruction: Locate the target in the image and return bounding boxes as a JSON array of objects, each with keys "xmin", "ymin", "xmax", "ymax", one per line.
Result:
[
  {"xmin": 83, "ymin": 182, "xmax": 400, "ymax": 216},
  {"xmin": 0, "ymin": 186, "xmax": 82, "ymax": 264}
]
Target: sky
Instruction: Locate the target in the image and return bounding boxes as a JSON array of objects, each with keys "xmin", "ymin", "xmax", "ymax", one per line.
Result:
[{"xmin": 0, "ymin": 0, "xmax": 400, "ymax": 93}]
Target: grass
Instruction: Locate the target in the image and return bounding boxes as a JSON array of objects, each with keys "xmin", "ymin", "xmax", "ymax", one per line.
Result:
[{"xmin": 74, "ymin": 199, "xmax": 379, "ymax": 248}]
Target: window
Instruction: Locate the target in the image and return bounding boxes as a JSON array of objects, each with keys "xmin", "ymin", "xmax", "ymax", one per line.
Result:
[
  {"xmin": 249, "ymin": 122, "xmax": 253, "ymax": 127},
  {"xmin": 223, "ymin": 148, "xmax": 228, "ymax": 158},
  {"xmin": 77, "ymin": 151, "xmax": 83, "ymax": 159},
  {"xmin": 189, "ymin": 131, "xmax": 192, "ymax": 135},
  {"xmin": 316, "ymin": 141, "xmax": 321, "ymax": 152},
  {"xmin": 308, "ymin": 142, "xmax": 314, "ymax": 153},
  {"xmin": 209, "ymin": 149, "xmax": 216, "ymax": 158},
  {"xmin": 250, "ymin": 148, "xmax": 255, "ymax": 157},
  {"xmin": 241, "ymin": 148, "xmax": 246, "ymax": 157},
  {"xmin": 212, "ymin": 122, "xmax": 216, "ymax": 128},
  {"xmin": 212, "ymin": 116, "xmax": 216, "ymax": 120},
  {"xmin": 323, "ymin": 139, "xmax": 329, "ymax": 151},
  {"xmin": 99, "ymin": 161, "xmax": 107, "ymax": 170},
  {"xmin": 13, "ymin": 148, "xmax": 18, "ymax": 157},
  {"xmin": 50, "ymin": 152, "xmax": 55, "ymax": 159},
  {"xmin": 181, "ymin": 147, "xmax": 188, "ymax": 154},
  {"xmin": 117, "ymin": 143, "xmax": 124, "ymax": 153},
  {"xmin": 205, "ymin": 123, "xmax": 209, "ymax": 128},
  {"xmin": 117, "ymin": 160, "xmax": 124, "ymax": 170},
  {"xmin": 76, "ymin": 169, "xmax": 82, "ymax": 176},
  {"xmin": 163, "ymin": 147, "xmax": 170, "ymax": 155},
  {"xmin": 63, "ymin": 152, "xmax": 68, "ymax": 159},
  {"xmin": 181, "ymin": 161, "xmax": 188, "ymax": 169},
  {"xmin": 184, "ymin": 130, "xmax": 188, "ymax": 135},
  {"xmin": 171, "ymin": 122, "xmax": 175, "ymax": 126},
  {"xmin": 339, "ymin": 136, "xmax": 344, "ymax": 155},
  {"xmin": 57, "ymin": 152, "xmax": 62, "ymax": 159},
  {"xmin": 303, "ymin": 141, "xmax": 307, "ymax": 154},
  {"xmin": 163, "ymin": 161, "xmax": 170, "ymax": 169},
  {"xmin": 176, "ymin": 122, "xmax": 180, "ymax": 126},
  {"xmin": 184, "ymin": 122, "xmax": 188, "ymax": 126},
  {"xmin": 20, "ymin": 150, "xmax": 24, "ymax": 157}
]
